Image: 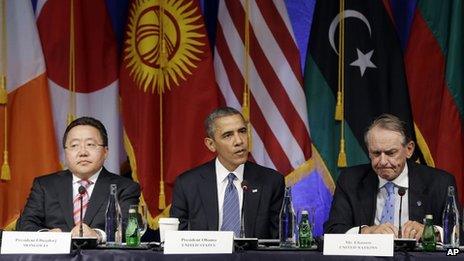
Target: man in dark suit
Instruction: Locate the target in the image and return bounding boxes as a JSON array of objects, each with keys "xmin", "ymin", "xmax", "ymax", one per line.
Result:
[
  {"xmin": 170, "ymin": 107, "xmax": 285, "ymax": 239},
  {"xmin": 324, "ymin": 114, "xmax": 457, "ymax": 240},
  {"xmin": 16, "ymin": 117, "xmax": 140, "ymax": 242}
]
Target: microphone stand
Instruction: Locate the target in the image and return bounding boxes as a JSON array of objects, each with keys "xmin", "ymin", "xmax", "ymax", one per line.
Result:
[
  {"xmin": 78, "ymin": 186, "xmax": 86, "ymax": 238},
  {"xmin": 240, "ymin": 181, "xmax": 249, "ymax": 239},
  {"xmin": 397, "ymin": 188, "xmax": 406, "ymax": 238}
]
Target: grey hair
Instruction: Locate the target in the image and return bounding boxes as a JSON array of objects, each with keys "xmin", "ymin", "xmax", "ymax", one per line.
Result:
[
  {"xmin": 205, "ymin": 107, "xmax": 245, "ymax": 138},
  {"xmin": 364, "ymin": 114, "xmax": 412, "ymax": 147}
]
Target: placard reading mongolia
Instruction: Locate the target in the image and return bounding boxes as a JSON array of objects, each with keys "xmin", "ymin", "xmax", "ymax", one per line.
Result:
[
  {"xmin": 164, "ymin": 231, "xmax": 234, "ymax": 254},
  {"xmin": 1, "ymin": 231, "xmax": 71, "ymax": 254},
  {"xmin": 323, "ymin": 234, "xmax": 394, "ymax": 257}
]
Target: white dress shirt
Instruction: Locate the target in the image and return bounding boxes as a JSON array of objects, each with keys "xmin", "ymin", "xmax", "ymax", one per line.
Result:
[
  {"xmin": 71, "ymin": 168, "xmax": 106, "ymax": 241},
  {"xmin": 72, "ymin": 168, "xmax": 102, "ymax": 199},
  {"xmin": 215, "ymin": 158, "xmax": 244, "ymax": 229},
  {"xmin": 346, "ymin": 165, "xmax": 409, "ymax": 234}
]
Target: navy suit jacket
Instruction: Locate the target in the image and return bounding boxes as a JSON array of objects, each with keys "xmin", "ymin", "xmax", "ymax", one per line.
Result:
[
  {"xmin": 170, "ymin": 160, "xmax": 285, "ymax": 239},
  {"xmin": 324, "ymin": 161, "xmax": 457, "ymax": 233},
  {"xmin": 16, "ymin": 168, "xmax": 140, "ymax": 232}
]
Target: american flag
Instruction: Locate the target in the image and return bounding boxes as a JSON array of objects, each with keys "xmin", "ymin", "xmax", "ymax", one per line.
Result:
[{"xmin": 214, "ymin": 0, "xmax": 311, "ymax": 177}]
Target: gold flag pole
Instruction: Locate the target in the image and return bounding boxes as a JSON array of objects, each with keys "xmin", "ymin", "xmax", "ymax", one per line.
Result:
[
  {"xmin": 158, "ymin": 0, "xmax": 166, "ymax": 210},
  {"xmin": 0, "ymin": 0, "xmax": 10, "ymax": 180},
  {"xmin": 242, "ymin": 0, "xmax": 252, "ymax": 151},
  {"xmin": 336, "ymin": 0, "xmax": 347, "ymax": 167},
  {"xmin": 67, "ymin": 0, "xmax": 76, "ymax": 125}
]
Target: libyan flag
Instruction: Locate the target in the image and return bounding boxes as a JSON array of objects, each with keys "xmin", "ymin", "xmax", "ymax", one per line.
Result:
[{"xmin": 304, "ymin": 0, "xmax": 421, "ymax": 180}]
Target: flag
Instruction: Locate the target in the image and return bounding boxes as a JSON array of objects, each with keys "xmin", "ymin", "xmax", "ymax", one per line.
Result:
[
  {"xmin": 0, "ymin": 0, "xmax": 60, "ymax": 229},
  {"xmin": 214, "ymin": 0, "xmax": 314, "ymax": 230},
  {"xmin": 304, "ymin": 0, "xmax": 419, "ymax": 211},
  {"xmin": 35, "ymin": 0, "xmax": 123, "ymax": 174},
  {"xmin": 120, "ymin": 0, "xmax": 220, "ymax": 227},
  {"xmin": 403, "ymin": 0, "xmax": 464, "ymax": 202}
]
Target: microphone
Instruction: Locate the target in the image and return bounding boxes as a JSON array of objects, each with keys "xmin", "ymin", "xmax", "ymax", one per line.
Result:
[
  {"xmin": 240, "ymin": 180, "xmax": 249, "ymax": 238},
  {"xmin": 397, "ymin": 187, "xmax": 406, "ymax": 238},
  {"xmin": 78, "ymin": 185, "xmax": 87, "ymax": 237}
]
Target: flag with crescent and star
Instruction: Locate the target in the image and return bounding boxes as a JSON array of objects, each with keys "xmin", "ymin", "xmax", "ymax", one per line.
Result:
[
  {"xmin": 119, "ymin": 0, "xmax": 220, "ymax": 228},
  {"xmin": 304, "ymin": 0, "xmax": 422, "ymax": 182}
]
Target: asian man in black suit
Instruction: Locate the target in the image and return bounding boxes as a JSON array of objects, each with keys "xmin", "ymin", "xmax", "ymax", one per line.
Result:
[
  {"xmin": 170, "ymin": 107, "xmax": 285, "ymax": 239},
  {"xmin": 16, "ymin": 117, "xmax": 140, "ymax": 242},
  {"xmin": 324, "ymin": 114, "xmax": 457, "ymax": 240}
]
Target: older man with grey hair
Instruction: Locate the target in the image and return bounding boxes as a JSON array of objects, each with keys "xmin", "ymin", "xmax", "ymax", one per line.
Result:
[{"xmin": 324, "ymin": 114, "xmax": 458, "ymax": 240}]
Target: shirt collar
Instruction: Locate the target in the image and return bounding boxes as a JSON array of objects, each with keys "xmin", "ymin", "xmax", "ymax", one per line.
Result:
[
  {"xmin": 378, "ymin": 163, "xmax": 409, "ymax": 189},
  {"xmin": 215, "ymin": 158, "xmax": 244, "ymax": 183},
  {"xmin": 72, "ymin": 167, "xmax": 102, "ymax": 184}
]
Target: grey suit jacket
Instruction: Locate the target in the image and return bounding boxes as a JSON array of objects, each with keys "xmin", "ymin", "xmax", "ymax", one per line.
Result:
[
  {"xmin": 16, "ymin": 168, "xmax": 140, "ymax": 232},
  {"xmin": 170, "ymin": 160, "xmax": 285, "ymax": 239},
  {"xmin": 324, "ymin": 161, "xmax": 457, "ymax": 233}
]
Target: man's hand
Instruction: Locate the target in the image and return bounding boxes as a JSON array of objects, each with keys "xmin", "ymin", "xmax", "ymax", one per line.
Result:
[
  {"xmin": 402, "ymin": 220, "xmax": 424, "ymax": 240},
  {"xmin": 360, "ymin": 223, "xmax": 398, "ymax": 237},
  {"xmin": 70, "ymin": 223, "xmax": 98, "ymax": 238}
]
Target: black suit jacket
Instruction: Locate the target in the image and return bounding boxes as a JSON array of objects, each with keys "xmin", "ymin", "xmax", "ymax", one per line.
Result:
[
  {"xmin": 324, "ymin": 161, "xmax": 457, "ymax": 233},
  {"xmin": 16, "ymin": 168, "xmax": 140, "ymax": 232},
  {"xmin": 170, "ymin": 160, "xmax": 285, "ymax": 239}
]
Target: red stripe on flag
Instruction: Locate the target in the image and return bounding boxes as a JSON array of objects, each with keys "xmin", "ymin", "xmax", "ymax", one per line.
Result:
[
  {"xmin": 255, "ymin": 0, "xmax": 303, "ymax": 83},
  {"xmin": 223, "ymin": 0, "xmax": 311, "ymax": 159},
  {"xmin": 216, "ymin": 28, "xmax": 293, "ymax": 173},
  {"xmin": 405, "ymin": 9, "xmax": 464, "ymax": 201}
]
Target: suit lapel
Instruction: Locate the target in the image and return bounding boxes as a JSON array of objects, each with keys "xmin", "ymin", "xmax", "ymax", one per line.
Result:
[
  {"xmin": 56, "ymin": 170, "xmax": 74, "ymax": 230},
  {"xmin": 199, "ymin": 161, "xmax": 219, "ymax": 230},
  {"xmin": 84, "ymin": 169, "xmax": 110, "ymax": 225},
  {"xmin": 407, "ymin": 162, "xmax": 425, "ymax": 221},
  {"xmin": 243, "ymin": 163, "xmax": 262, "ymax": 237},
  {"xmin": 359, "ymin": 169, "xmax": 379, "ymax": 226}
]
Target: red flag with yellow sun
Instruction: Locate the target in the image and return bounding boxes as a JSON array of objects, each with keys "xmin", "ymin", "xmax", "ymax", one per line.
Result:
[{"xmin": 119, "ymin": 0, "xmax": 220, "ymax": 227}]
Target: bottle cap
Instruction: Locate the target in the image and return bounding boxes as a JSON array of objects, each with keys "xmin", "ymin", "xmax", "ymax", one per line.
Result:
[
  {"xmin": 425, "ymin": 214, "xmax": 433, "ymax": 219},
  {"xmin": 301, "ymin": 210, "xmax": 308, "ymax": 215},
  {"xmin": 129, "ymin": 208, "xmax": 136, "ymax": 213}
]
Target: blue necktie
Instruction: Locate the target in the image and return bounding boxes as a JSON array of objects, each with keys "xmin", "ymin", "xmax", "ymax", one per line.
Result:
[
  {"xmin": 380, "ymin": 182, "xmax": 395, "ymax": 224},
  {"xmin": 221, "ymin": 173, "xmax": 240, "ymax": 237}
]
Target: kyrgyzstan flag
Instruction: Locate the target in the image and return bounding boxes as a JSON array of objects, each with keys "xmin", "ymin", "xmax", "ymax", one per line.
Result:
[
  {"xmin": 120, "ymin": 0, "xmax": 220, "ymax": 226},
  {"xmin": 35, "ymin": 0, "xmax": 123, "ymax": 174},
  {"xmin": 0, "ymin": 0, "xmax": 60, "ymax": 229}
]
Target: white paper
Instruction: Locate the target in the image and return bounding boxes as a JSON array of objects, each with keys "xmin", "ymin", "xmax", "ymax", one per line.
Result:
[
  {"xmin": 1, "ymin": 231, "xmax": 71, "ymax": 254},
  {"xmin": 323, "ymin": 234, "xmax": 394, "ymax": 257},
  {"xmin": 164, "ymin": 230, "xmax": 234, "ymax": 254}
]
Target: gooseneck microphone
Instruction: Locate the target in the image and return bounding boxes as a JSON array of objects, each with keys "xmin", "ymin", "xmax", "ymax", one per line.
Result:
[
  {"xmin": 240, "ymin": 180, "xmax": 249, "ymax": 238},
  {"xmin": 397, "ymin": 187, "xmax": 406, "ymax": 238},
  {"xmin": 78, "ymin": 185, "xmax": 87, "ymax": 237}
]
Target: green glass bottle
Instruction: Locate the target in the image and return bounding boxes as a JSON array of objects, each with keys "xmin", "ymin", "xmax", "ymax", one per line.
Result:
[
  {"xmin": 125, "ymin": 206, "xmax": 140, "ymax": 247},
  {"xmin": 422, "ymin": 214, "xmax": 436, "ymax": 251},
  {"xmin": 298, "ymin": 210, "xmax": 312, "ymax": 248}
]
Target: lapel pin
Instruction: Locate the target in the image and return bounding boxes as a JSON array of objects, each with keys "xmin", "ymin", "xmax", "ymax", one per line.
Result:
[
  {"xmin": 252, "ymin": 189, "xmax": 258, "ymax": 193},
  {"xmin": 417, "ymin": 201, "xmax": 422, "ymax": 207}
]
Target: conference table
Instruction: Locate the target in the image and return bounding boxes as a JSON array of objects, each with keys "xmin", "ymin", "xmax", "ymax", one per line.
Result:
[{"xmin": 0, "ymin": 249, "xmax": 462, "ymax": 260}]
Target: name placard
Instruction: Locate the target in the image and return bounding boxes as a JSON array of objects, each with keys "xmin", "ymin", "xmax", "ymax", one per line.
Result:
[
  {"xmin": 1, "ymin": 231, "xmax": 71, "ymax": 254},
  {"xmin": 164, "ymin": 231, "xmax": 234, "ymax": 254},
  {"xmin": 323, "ymin": 234, "xmax": 394, "ymax": 257}
]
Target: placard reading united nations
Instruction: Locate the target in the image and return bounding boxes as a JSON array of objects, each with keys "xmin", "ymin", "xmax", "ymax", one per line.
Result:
[{"xmin": 323, "ymin": 234, "xmax": 394, "ymax": 257}]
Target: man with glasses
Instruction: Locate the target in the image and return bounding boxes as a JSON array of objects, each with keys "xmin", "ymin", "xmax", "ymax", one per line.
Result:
[{"xmin": 17, "ymin": 117, "xmax": 140, "ymax": 242}]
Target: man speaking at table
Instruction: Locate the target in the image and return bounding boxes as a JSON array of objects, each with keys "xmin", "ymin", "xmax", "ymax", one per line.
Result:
[
  {"xmin": 170, "ymin": 107, "xmax": 285, "ymax": 239},
  {"xmin": 324, "ymin": 114, "xmax": 458, "ymax": 240},
  {"xmin": 16, "ymin": 117, "xmax": 140, "ymax": 242}
]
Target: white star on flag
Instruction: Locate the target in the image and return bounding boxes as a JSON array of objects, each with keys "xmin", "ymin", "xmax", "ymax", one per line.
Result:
[{"xmin": 350, "ymin": 48, "xmax": 377, "ymax": 76}]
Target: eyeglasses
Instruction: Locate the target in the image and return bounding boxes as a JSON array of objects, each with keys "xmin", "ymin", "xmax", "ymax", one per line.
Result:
[{"xmin": 65, "ymin": 142, "xmax": 105, "ymax": 152}]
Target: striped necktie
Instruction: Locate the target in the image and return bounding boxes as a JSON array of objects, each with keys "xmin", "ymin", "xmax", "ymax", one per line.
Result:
[
  {"xmin": 73, "ymin": 179, "xmax": 92, "ymax": 225},
  {"xmin": 221, "ymin": 173, "xmax": 240, "ymax": 237}
]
